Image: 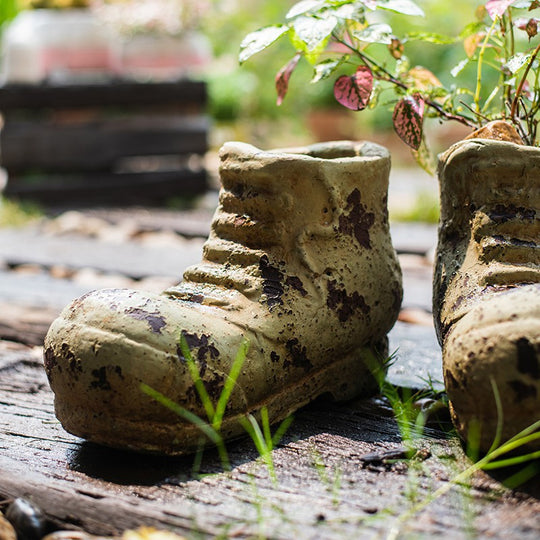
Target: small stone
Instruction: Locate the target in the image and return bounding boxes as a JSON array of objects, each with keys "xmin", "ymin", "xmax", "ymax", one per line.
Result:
[
  {"xmin": 5, "ymin": 498, "xmax": 47, "ymax": 540},
  {"xmin": 49, "ymin": 265, "xmax": 75, "ymax": 279},
  {"xmin": 398, "ymin": 308, "xmax": 433, "ymax": 326},
  {"xmin": 72, "ymin": 268, "xmax": 133, "ymax": 289},
  {"xmin": 363, "ymin": 507, "xmax": 379, "ymax": 515},
  {"xmin": 464, "ymin": 120, "xmax": 524, "ymax": 144},
  {"xmin": 135, "ymin": 276, "xmax": 177, "ymax": 293},
  {"xmin": 122, "ymin": 527, "xmax": 187, "ymax": 540},
  {"xmin": 42, "ymin": 531, "xmax": 112, "ymax": 540},
  {"xmin": 0, "ymin": 513, "xmax": 17, "ymax": 540},
  {"xmin": 45, "ymin": 211, "xmax": 109, "ymax": 237},
  {"xmin": 13, "ymin": 264, "xmax": 44, "ymax": 276}
]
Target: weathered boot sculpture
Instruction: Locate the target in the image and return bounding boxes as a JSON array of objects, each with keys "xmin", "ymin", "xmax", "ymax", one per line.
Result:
[
  {"xmin": 44, "ymin": 140, "xmax": 402, "ymax": 455},
  {"xmin": 434, "ymin": 136, "xmax": 540, "ymax": 453}
]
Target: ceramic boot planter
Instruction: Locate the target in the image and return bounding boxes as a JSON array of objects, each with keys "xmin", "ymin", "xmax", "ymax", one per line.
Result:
[
  {"xmin": 434, "ymin": 138, "xmax": 540, "ymax": 453},
  {"xmin": 44, "ymin": 140, "xmax": 402, "ymax": 455}
]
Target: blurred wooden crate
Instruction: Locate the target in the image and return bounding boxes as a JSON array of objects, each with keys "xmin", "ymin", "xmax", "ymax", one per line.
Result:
[{"xmin": 0, "ymin": 79, "xmax": 209, "ymax": 206}]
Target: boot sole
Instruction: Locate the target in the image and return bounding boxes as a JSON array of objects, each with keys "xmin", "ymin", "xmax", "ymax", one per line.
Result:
[{"xmin": 53, "ymin": 340, "xmax": 384, "ymax": 455}]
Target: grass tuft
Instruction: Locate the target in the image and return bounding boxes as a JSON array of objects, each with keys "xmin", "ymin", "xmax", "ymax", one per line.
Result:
[{"xmin": 142, "ymin": 335, "xmax": 293, "ymax": 478}]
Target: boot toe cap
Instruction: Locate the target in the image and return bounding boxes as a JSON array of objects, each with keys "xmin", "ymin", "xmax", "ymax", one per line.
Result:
[
  {"xmin": 44, "ymin": 288, "xmax": 246, "ymax": 453},
  {"xmin": 443, "ymin": 284, "xmax": 540, "ymax": 451}
]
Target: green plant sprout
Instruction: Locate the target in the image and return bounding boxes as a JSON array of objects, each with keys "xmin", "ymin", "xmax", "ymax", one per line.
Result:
[
  {"xmin": 385, "ymin": 417, "xmax": 540, "ymax": 540},
  {"xmin": 310, "ymin": 446, "xmax": 343, "ymax": 506},
  {"xmin": 364, "ymin": 350, "xmax": 437, "ymax": 455},
  {"xmin": 141, "ymin": 337, "xmax": 538, "ymax": 537},
  {"xmin": 240, "ymin": 406, "xmax": 294, "ymax": 485},
  {"xmin": 240, "ymin": 0, "xmax": 540, "ymax": 168},
  {"xmin": 141, "ymin": 333, "xmax": 293, "ymax": 477},
  {"xmin": 365, "ymin": 360, "xmax": 540, "ymax": 539}
]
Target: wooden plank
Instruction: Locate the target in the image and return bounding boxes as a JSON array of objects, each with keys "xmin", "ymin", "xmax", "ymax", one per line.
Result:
[
  {"xmin": 390, "ymin": 222, "xmax": 437, "ymax": 256},
  {"xmin": 388, "ymin": 321, "xmax": 442, "ymax": 389},
  {"xmin": 1, "ymin": 116, "xmax": 209, "ymax": 173},
  {"xmin": 0, "ymin": 302, "xmax": 60, "ymax": 347},
  {"xmin": 0, "ymin": 341, "xmax": 538, "ymax": 539},
  {"xmin": 78, "ymin": 207, "xmax": 216, "ymax": 239},
  {"xmin": 0, "ymin": 228, "xmax": 205, "ymax": 279},
  {"xmin": 4, "ymin": 169, "xmax": 208, "ymax": 205},
  {"xmin": 0, "ymin": 80, "xmax": 207, "ymax": 111},
  {"xmin": 0, "ymin": 225, "xmax": 435, "ymax": 282}
]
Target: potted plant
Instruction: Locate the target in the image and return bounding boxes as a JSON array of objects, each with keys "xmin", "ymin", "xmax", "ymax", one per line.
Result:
[
  {"xmin": 90, "ymin": 0, "xmax": 212, "ymax": 80},
  {"xmin": 1, "ymin": 0, "xmax": 114, "ymax": 83},
  {"xmin": 240, "ymin": 0, "xmax": 540, "ymax": 157},
  {"xmin": 239, "ymin": 0, "xmax": 540, "ymax": 455}
]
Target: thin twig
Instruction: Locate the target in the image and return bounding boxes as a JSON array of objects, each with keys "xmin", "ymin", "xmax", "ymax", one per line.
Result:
[
  {"xmin": 475, "ymin": 18, "xmax": 498, "ymax": 117},
  {"xmin": 510, "ymin": 41, "xmax": 540, "ymax": 122}
]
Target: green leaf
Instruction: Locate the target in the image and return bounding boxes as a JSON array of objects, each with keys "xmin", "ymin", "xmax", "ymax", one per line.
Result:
[
  {"xmin": 239, "ymin": 25, "xmax": 290, "ymax": 64},
  {"xmin": 512, "ymin": 0, "xmax": 538, "ymax": 7},
  {"xmin": 505, "ymin": 52, "xmax": 532, "ymax": 73},
  {"xmin": 450, "ymin": 58, "xmax": 470, "ymax": 77},
  {"xmin": 329, "ymin": 2, "xmax": 368, "ymax": 20},
  {"xmin": 311, "ymin": 58, "xmax": 346, "ymax": 83},
  {"xmin": 353, "ymin": 23, "xmax": 393, "ymax": 44},
  {"xmin": 459, "ymin": 21, "xmax": 485, "ymax": 39},
  {"xmin": 286, "ymin": 0, "xmax": 326, "ymax": 19},
  {"xmin": 404, "ymin": 31, "xmax": 455, "ymax": 44},
  {"xmin": 411, "ymin": 135, "xmax": 436, "ymax": 175},
  {"xmin": 378, "ymin": 0, "xmax": 425, "ymax": 16},
  {"xmin": 290, "ymin": 28, "xmax": 328, "ymax": 64},
  {"xmin": 272, "ymin": 415, "xmax": 294, "ymax": 447},
  {"xmin": 293, "ymin": 15, "xmax": 338, "ymax": 50}
]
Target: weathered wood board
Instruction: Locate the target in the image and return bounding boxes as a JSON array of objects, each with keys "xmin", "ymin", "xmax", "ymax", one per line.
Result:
[
  {"xmin": 0, "ymin": 228, "xmax": 204, "ymax": 279},
  {"xmin": 4, "ymin": 169, "xmax": 209, "ymax": 207},
  {"xmin": 0, "ymin": 80, "xmax": 207, "ymax": 111},
  {"xmin": 0, "ymin": 214, "xmax": 537, "ymax": 539},
  {"xmin": 0, "ymin": 223, "xmax": 435, "ymax": 281},
  {"xmin": 0, "ymin": 340, "xmax": 538, "ymax": 539},
  {"xmin": 1, "ymin": 116, "xmax": 209, "ymax": 173},
  {"xmin": 0, "ymin": 80, "xmax": 209, "ymax": 206}
]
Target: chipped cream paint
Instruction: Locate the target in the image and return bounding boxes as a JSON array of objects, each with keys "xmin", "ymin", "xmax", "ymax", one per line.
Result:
[
  {"xmin": 44, "ymin": 141, "xmax": 402, "ymax": 455},
  {"xmin": 434, "ymin": 138, "xmax": 540, "ymax": 452}
]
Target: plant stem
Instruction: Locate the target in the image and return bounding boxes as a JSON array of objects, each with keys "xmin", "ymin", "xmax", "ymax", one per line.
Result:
[
  {"xmin": 475, "ymin": 18, "xmax": 498, "ymax": 120},
  {"xmin": 510, "ymin": 41, "xmax": 540, "ymax": 123},
  {"xmin": 503, "ymin": 13, "xmax": 514, "ymax": 111}
]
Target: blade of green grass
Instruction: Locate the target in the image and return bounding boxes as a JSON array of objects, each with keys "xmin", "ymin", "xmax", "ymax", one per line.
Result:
[
  {"xmin": 213, "ymin": 338, "xmax": 249, "ymax": 430},
  {"xmin": 140, "ymin": 383, "xmax": 222, "ymax": 446},
  {"xmin": 272, "ymin": 415, "xmax": 294, "ymax": 447},
  {"xmin": 178, "ymin": 333, "xmax": 216, "ymax": 422}
]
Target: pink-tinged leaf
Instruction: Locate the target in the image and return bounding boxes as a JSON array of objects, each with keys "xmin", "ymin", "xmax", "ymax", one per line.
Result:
[
  {"xmin": 515, "ymin": 16, "xmax": 539, "ymax": 37},
  {"xmin": 486, "ymin": 0, "xmax": 517, "ymax": 19},
  {"xmin": 521, "ymin": 79, "xmax": 533, "ymax": 100},
  {"xmin": 333, "ymin": 65, "xmax": 373, "ymax": 111},
  {"xmin": 276, "ymin": 53, "xmax": 301, "ymax": 106},
  {"xmin": 392, "ymin": 94, "xmax": 425, "ymax": 150}
]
